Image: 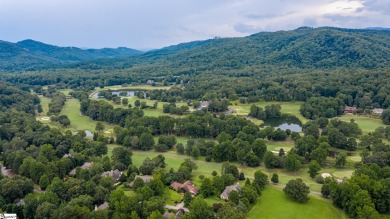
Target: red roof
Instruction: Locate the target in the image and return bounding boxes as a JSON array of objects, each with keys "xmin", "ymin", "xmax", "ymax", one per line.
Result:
[
  {"xmin": 170, "ymin": 182, "xmax": 183, "ymax": 190},
  {"xmin": 344, "ymin": 106, "xmax": 357, "ymax": 111},
  {"xmin": 170, "ymin": 181, "xmax": 199, "ymax": 195}
]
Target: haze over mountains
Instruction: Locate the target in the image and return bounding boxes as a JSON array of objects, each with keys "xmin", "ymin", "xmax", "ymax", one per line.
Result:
[
  {"xmin": 0, "ymin": 39, "xmax": 142, "ymax": 71},
  {"xmin": 1, "ymin": 27, "xmax": 390, "ymax": 71}
]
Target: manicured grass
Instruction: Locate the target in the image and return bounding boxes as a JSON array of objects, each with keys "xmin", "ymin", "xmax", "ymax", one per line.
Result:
[
  {"xmin": 59, "ymin": 89, "xmax": 73, "ymax": 96},
  {"xmin": 93, "ymin": 97, "xmax": 190, "ymax": 118},
  {"xmin": 266, "ymin": 141, "xmax": 294, "ymax": 153},
  {"xmin": 247, "ymin": 187, "xmax": 346, "ymax": 219},
  {"xmin": 230, "ymin": 101, "xmax": 308, "ymax": 124},
  {"xmin": 204, "ymin": 196, "xmax": 225, "ymax": 207},
  {"xmin": 60, "ymin": 98, "xmax": 114, "ymax": 133},
  {"xmin": 38, "ymin": 95, "xmax": 51, "ymax": 116},
  {"xmin": 153, "ymin": 135, "xmax": 195, "ymax": 145},
  {"xmin": 336, "ymin": 114, "xmax": 387, "ymax": 134},
  {"xmin": 164, "ymin": 188, "xmax": 183, "ymax": 205},
  {"xmin": 94, "ymin": 84, "xmax": 173, "ymax": 91},
  {"xmin": 107, "ymin": 144, "xmax": 354, "ymax": 194}
]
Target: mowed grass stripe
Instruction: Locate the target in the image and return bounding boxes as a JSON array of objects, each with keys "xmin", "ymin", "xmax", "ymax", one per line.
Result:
[{"xmin": 247, "ymin": 187, "xmax": 346, "ymax": 219}]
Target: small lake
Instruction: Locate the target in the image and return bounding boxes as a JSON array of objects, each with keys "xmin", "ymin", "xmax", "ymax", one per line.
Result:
[
  {"xmin": 261, "ymin": 115, "xmax": 302, "ymax": 132},
  {"xmin": 91, "ymin": 90, "xmax": 146, "ymax": 99},
  {"xmin": 85, "ymin": 130, "xmax": 93, "ymax": 137},
  {"xmin": 72, "ymin": 130, "xmax": 94, "ymax": 137}
]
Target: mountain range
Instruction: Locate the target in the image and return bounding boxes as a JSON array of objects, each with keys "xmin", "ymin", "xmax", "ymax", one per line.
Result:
[
  {"xmin": 1, "ymin": 27, "xmax": 390, "ymax": 71},
  {"xmin": 0, "ymin": 39, "xmax": 142, "ymax": 71}
]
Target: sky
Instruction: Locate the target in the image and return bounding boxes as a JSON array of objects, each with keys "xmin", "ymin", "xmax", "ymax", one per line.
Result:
[{"xmin": 0, "ymin": 0, "xmax": 389, "ymax": 50}]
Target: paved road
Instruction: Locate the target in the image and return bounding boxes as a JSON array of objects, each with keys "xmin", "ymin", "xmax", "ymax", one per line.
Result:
[{"xmin": 165, "ymin": 202, "xmax": 189, "ymax": 212}]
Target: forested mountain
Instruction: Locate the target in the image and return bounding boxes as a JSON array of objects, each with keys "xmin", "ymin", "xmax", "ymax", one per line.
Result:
[
  {"xmin": 73, "ymin": 27, "xmax": 390, "ymax": 71},
  {"xmin": 0, "ymin": 40, "xmax": 142, "ymax": 71},
  {"xmin": 1, "ymin": 27, "xmax": 390, "ymax": 71}
]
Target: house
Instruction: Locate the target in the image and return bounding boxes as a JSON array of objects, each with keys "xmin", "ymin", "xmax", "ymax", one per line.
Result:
[
  {"xmin": 220, "ymin": 184, "xmax": 242, "ymax": 200},
  {"xmin": 101, "ymin": 169, "xmax": 123, "ymax": 181},
  {"xmin": 372, "ymin": 108, "xmax": 384, "ymax": 115},
  {"xmin": 95, "ymin": 201, "xmax": 109, "ymax": 211},
  {"xmin": 223, "ymin": 108, "xmax": 236, "ymax": 115},
  {"xmin": 163, "ymin": 211, "xmax": 175, "ymax": 219},
  {"xmin": 170, "ymin": 180, "xmax": 199, "ymax": 196},
  {"xmin": 1, "ymin": 167, "xmax": 15, "ymax": 178},
  {"xmin": 195, "ymin": 101, "xmax": 209, "ymax": 110},
  {"xmin": 62, "ymin": 153, "xmax": 75, "ymax": 159},
  {"xmin": 129, "ymin": 175, "xmax": 153, "ymax": 187},
  {"xmin": 146, "ymin": 80, "xmax": 155, "ymax": 84},
  {"xmin": 16, "ymin": 199, "xmax": 25, "ymax": 206},
  {"xmin": 69, "ymin": 162, "xmax": 93, "ymax": 175},
  {"xmin": 344, "ymin": 106, "xmax": 358, "ymax": 114},
  {"xmin": 175, "ymin": 208, "xmax": 185, "ymax": 218}
]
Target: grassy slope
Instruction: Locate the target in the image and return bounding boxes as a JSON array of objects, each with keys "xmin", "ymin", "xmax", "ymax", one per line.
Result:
[
  {"xmin": 336, "ymin": 114, "xmax": 387, "ymax": 134},
  {"xmin": 247, "ymin": 187, "xmax": 346, "ymax": 219},
  {"xmin": 230, "ymin": 101, "xmax": 308, "ymax": 124},
  {"xmin": 61, "ymin": 98, "xmax": 114, "ymax": 132},
  {"xmin": 106, "ymin": 144, "xmax": 354, "ymax": 193}
]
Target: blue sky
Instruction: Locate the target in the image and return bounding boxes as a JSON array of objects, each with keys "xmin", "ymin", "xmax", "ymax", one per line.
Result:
[{"xmin": 0, "ymin": 0, "xmax": 389, "ymax": 49}]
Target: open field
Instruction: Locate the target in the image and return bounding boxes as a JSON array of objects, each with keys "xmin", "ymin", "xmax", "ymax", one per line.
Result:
[
  {"xmin": 247, "ymin": 187, "xmax": 346, "ymax": 219},
  {"xmin": 336, "ymin": 114, "xmax": 387, "ymax": 134},
  {"xmin": 106, "ymin": 144, "xmax": 354, "ymax": 193},
  {"xmin": 267, "ymin": 140, "xmax": 294, "ymax": 153},
  {"xmin": 90, "ymin": 84, "xmax": 174, "ymax": 98},
  {"xmin": 61, "ymin": 99, "xmax": 115, "ymax": 133},
  {"xmin": 230, "ymin": 101, "xmax": 308, "ymax": 124},
  {"xmin": 92, "ymin": 97, "xmax": 191, "ymax": 118},
  {"xmin": 38, "ymin": 95, "xmax": 51, "ymax": 116}
]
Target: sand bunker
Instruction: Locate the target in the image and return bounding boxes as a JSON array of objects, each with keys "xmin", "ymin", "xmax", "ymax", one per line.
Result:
[
  {"xmin": 321, "ymin": 173, "xmax": 332, "ymax": 178},
  {"xmin": 41, "ymin": 117, "xmax": 50, "ymax": 121},
  {"xmin": 104, "ymin": 131, "xmax": 111, "ymax": 134}
]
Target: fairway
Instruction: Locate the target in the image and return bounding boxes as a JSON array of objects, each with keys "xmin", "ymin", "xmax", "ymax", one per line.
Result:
[
  {"xmin": 247, "ymin": 187, "xmax": 345, "ymax": 219},
  {"xmin": 60, "ymin": 98, "xmax": 114, "ymax": 132},
  {"xmin": 336, "ymin": 114, "xmax": 387, "ymax": 134},
  {"xmin": 230, "ymin": 101, "xmax": 308, "ymax": 124}
]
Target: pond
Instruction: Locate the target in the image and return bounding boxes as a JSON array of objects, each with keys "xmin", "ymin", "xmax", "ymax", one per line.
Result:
[
  {"xmin": 261, "ymin": 115, "xmax": 302, "ymax": 132},
  {"xmin": 72, "ymin": 130, "xmax": 94, "ymax": 137},
  {"xmin": 85, "ymin": 130, "xmax": 94, "ymax": 137},
  {"xmin": 91, "ymin": 90, "xmax": 145, "ymax": 98}
]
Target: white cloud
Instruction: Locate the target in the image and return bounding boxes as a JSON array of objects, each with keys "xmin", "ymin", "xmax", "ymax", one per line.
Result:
[{"xmin": 0, "ymin": 0, "xmax": 389, "ymax": 49}]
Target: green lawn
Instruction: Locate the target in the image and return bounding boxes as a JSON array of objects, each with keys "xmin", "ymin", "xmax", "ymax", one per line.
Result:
[
  {"xmin": 266, "ymin": 141, "xmax": 294, "ymax": 153},
  {"xmin": 38, "ymin": 95, "xmax": 51, "ymax": 116},
  {"xmin": 164, "ymin": 188, "xmax": 183, "ymax": 205},
  {"xmin": 230, "ymin": 101, "xmax": 308, "ymax": 124},
  {"xmin": 336, "ymin": 114, "xmax": 387, "ymax": 134},
  {"xmin": 247, "ymin": 187, "xmax": 346, "ymax": 219},
  {"xmin": 94, "ymin": 84, "xmax": 173, "ymax": 91},
  {"xmin": 60, "ymin": 98, "xmax": 114, "ymax": 133},
  {"xmin": 107, "ymin": 144, "xmax": 354, "ymax": 194}
]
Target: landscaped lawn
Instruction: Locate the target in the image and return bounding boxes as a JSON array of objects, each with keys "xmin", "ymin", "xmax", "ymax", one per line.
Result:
[
  {"xmin": 266, "ymin": 141, "xmax": 294, "ymax": 153},
  {"xmin": 164, "ymin": 188, "xmax": 183, "ymax": 205},
  {"xmin": 336, "ymin": 114, "xmax": 387, "ymax": 134},
  {"xmin": 38, "ymin": 95, "xmax": 51, "ymax": 116},
  {"xmin": 230, "ymin": 101, "xmax": 308, "ymax": 124},
  {"xmin": 60, "ymin": 98, "xmax": 114, "ymax": 133},
  {"xmin": 247, "ymin": 187, "xmax": 346, "ymax": 219}
]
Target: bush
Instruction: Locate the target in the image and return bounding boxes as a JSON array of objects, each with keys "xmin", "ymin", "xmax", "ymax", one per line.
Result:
[
  {"xmin": 315, "ymin": 175, "xmax": 325, "ymax": 184},
  {"xmin": 283, "ymin": 178, "xmax": 310, "ymax": 203}
]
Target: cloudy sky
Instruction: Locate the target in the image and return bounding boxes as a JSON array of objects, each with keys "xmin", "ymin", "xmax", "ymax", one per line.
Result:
[{"xmin": 0, "ymin": 0, "xmax": 389, "ymax": 49}]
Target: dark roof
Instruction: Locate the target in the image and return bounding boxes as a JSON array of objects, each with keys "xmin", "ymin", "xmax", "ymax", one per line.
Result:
[
  {"xmin": 170, "ymin": 180, "xmax": 199, "ymax": 195},
  {"xmin": 129, "ymin": 175, "xmax": 153, "ymax": 186},
  {"xmin": 101, "ymin": 169, "xmax": 123, "ymax": 181},
  {"xmin": 220, "ymin": 184, "xmax": 242, "ymax": 200}
]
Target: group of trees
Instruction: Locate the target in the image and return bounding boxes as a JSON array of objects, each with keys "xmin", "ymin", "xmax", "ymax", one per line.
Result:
[
  {"xmin": 322, "ymin": 164, "xmax": 390, "ymax": 218},
  {"xmin": 47, "ymin": 92, "xmax": 67, "ymax": 116},
  {"xmin": 300, "ymin": 97, "xmax": 344, "ymax": 119},
  {"xmin": 248, "ymin": 104, "xmax": 281, "ymax": 120}
]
